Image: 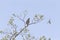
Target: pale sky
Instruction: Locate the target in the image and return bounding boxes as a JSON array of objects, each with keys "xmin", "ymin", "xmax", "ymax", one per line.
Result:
[{"xmin": 0, "ymin": 0, "xmax": 59, "ymax": 40}]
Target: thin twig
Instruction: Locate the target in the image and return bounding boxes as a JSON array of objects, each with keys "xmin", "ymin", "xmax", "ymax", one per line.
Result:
[
  {"xmin": 16, "ymin": 15, "xmax": 25, "ymax": 24},
  {"xmin": 21, "ymin": 34, "xmax": 25, "ymax": 40}
]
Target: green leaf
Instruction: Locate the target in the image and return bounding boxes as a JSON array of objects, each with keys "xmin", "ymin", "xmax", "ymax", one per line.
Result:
[{"xmin": 0, "ymin": 30, "xmax": 3, "ymax": 33}]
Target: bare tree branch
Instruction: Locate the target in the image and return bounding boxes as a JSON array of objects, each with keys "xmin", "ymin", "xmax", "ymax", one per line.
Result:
[
  {"xmin": 12, "ymin": 14, "xmax": 25, "ymax": 24},
  {"xmin": 17, "ymin": 16, "xmax": 25, "ymax": 23},
  {"xmin": 10, "ymin": 20, "xmax": 40, "ymax": 40}
]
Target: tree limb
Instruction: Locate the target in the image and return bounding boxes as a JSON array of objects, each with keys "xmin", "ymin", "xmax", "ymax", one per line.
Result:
[{"xmin": 10, "ymin": 20, "xmax": 40, "ymax": 40}]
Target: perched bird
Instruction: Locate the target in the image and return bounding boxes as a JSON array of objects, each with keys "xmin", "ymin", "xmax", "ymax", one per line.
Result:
[{"xmin": 26, "ymin": 18, "xmax": 30, "ymax": 26}]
